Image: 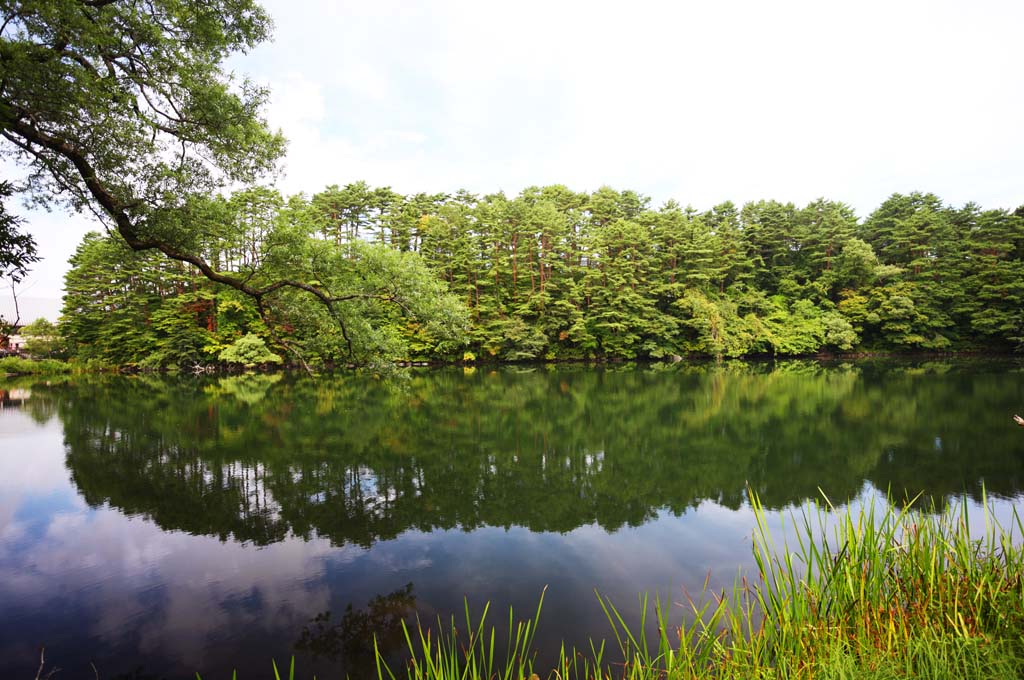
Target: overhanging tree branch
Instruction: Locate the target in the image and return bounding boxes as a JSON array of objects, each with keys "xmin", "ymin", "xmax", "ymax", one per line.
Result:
[{"xmin": 0, "ymin": 0, "xmax": 466, "ymax": 365}]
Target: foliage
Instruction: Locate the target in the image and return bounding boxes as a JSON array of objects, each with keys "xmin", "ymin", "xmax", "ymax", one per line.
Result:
[
  {"xmin": 378, "ymin": 590, "xmax": 546, "ymax": 680},
  {"xmin": 0, "ymin": 356, "xmax": 70, "ymax": 374},
  {"xmin": 57, "ymin": 184, "xmax": 1024, "ymax": 368},
  {"xmin": 0, "ymin": 180, "xmax": 36, "ymax": 285},
  {"xmin": 4, "ymin": 5, "xmax": 1022, "ymax": 364},
  {"xmin": 0, "ymin": 180, "xmax": 37, "ymax": 332},
  {"xmin": 16, "ymin": 316, "xmax": 61, "ymax": 357},
  {"xmin": 0, "ymin": 0, "xmax": 283, "ymax": 238},
  {"xmin": 1, "ymin": 0, "xmax": 468, "ymax": 364},
  {"xmin": 372, "ymin": 493, "xmax": 1024, "ymax": 680},
  {"xmin": 219, "ymin": 333, "xmax": 282, "ymax": 368}
]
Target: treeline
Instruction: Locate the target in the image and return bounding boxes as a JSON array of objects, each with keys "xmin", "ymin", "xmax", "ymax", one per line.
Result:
[{"xmin": 58, "ymin": 183, "xmax": 1024, "ymax": 366}]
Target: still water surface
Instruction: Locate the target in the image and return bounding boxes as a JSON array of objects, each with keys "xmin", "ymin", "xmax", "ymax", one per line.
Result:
[{"xmin": 1, "ymin": 361, "xmax": 1023, "ymax": 678}]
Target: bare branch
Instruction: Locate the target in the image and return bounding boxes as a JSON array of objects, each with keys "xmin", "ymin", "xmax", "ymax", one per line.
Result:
[
  {"xmin": 9, "ymin": 281, "xmax": 21, "ymax": 328},
  {"xmin": 1, "ymin": 11, "xmax": 22, "ymax": 36}
]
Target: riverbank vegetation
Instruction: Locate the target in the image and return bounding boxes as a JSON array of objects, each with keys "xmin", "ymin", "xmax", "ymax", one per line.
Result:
[
  {"xmin": 198, "ymin": 492, "xmax": 1024, "ymax": 679},
  {"xmin": 370, "ymin": 492, "xmax": 1024, "ymax": 680},
  {"xmin": 53, "ymin": 186, "xmax": 1024, "ymax": 369},
  {"xmin": 0, "ymin": 355, "xmax": 70, "ymax": 375}
]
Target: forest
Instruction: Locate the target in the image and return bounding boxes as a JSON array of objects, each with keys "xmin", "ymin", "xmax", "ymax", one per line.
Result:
[
  {"xmin": 50, "ymin": 183, "xmax": 1024, "ymax": 368},
  {"xmin": 1, "ymin": 1, "xmax": 1021, "ymax": 369}
]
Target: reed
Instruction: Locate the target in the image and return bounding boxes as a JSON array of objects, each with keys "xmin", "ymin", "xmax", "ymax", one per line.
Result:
[
  {"xmin": 200, "ymin": 489, "xmax": 1024, "ymax": 678},
  {"xmin": 0, "ymin": 356, "xmax": 71, "ymax": 375},
  {"xmin": 375, "ymin": 588, "xmax": 546, "ymax": 680},
  {"xmin": 375, "ymin": 488, "xmax": 1024, "ymax": 680}
]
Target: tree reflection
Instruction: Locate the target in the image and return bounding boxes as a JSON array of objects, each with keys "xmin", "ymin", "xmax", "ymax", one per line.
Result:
[
  {"xmin": 295, "ymin": 583, "xmax": 416, "ymax": 677},
  {"xmin": 20, "ymin": 360, "xmax": 1023, "ymax": 547}
]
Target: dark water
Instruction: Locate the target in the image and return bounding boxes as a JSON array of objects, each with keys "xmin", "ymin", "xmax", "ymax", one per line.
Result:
[{"xmin": 1, "ymin": 360, "xmax": 1023, "ymax": 678}]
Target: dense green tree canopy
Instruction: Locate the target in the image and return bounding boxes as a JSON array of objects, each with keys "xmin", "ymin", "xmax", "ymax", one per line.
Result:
[
  {"xmin": 56, "ymin": 183, "xmax": 1024, "ymax": 368},
  {"xmin": 0, "ymin": 0, "xmax": 467, "ymax": 361}
]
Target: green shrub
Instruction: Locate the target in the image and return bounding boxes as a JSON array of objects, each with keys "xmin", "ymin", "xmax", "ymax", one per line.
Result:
[
  {"xmin": 0, "ymin": 357, "xmax": 71, "ymax": 375},
  {"xmin": 219, "ymin": 333, "xmax": 283, "ymax": 368}
]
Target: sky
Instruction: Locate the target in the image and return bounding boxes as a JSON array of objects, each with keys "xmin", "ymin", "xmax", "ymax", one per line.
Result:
[{"xmin": 3, "ymin": 0, "xmax": 1023, "ymax": 321}]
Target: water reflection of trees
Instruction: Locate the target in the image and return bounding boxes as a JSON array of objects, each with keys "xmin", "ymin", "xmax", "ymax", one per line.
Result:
[
  {"xmin": 28, "ymin": 361, "xmax": 1024, "ymax": 547},
  {"xmin": 295, "ymin": 583, "xmax": 416, "ymax": 678}
]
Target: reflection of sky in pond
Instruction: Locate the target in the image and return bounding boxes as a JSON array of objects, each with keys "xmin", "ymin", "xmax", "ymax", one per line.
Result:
[
  {"xmin": 0, "ymin": 411, "xmax": 352, "ymax": 677},
  {"xmin": 2, "ymin": 364, "xmax": 1023, "ymax": 678},
  {"xmin": 0, "ymin": 408, "xmax": 778, "ymax": 678}
]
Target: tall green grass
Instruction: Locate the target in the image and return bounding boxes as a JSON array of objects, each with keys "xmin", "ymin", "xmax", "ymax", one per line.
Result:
[
  {"xmin": 374, "ymin": 489, "xmax": 1024, "ymax": 680},
  {"xmin": 376, "ymin": 590, "xmax": 547, "ymax": 680},
  {"xmin": 0, "ymin": 356, "xmax": 71, "ymax": 375},
  {"xmin": 740, "ymin": 489, "xmax": 1024, "ymax": 678}
]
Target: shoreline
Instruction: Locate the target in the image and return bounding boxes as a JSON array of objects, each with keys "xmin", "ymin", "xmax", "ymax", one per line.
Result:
[{"xmin": 3, "ymin": 349, "xmax": 1021, "ymax": 377}]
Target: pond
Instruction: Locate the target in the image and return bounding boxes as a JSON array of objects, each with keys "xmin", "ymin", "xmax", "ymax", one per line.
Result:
[{"xmin": 1, "ymin": 360, "xmax": 1023, "ymax": 678}]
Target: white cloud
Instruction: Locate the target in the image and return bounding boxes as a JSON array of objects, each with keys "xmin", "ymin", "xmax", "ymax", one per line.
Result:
[{"xmin": 239, "ymin": 0, "xmax": 1023, "ymax": 209}]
